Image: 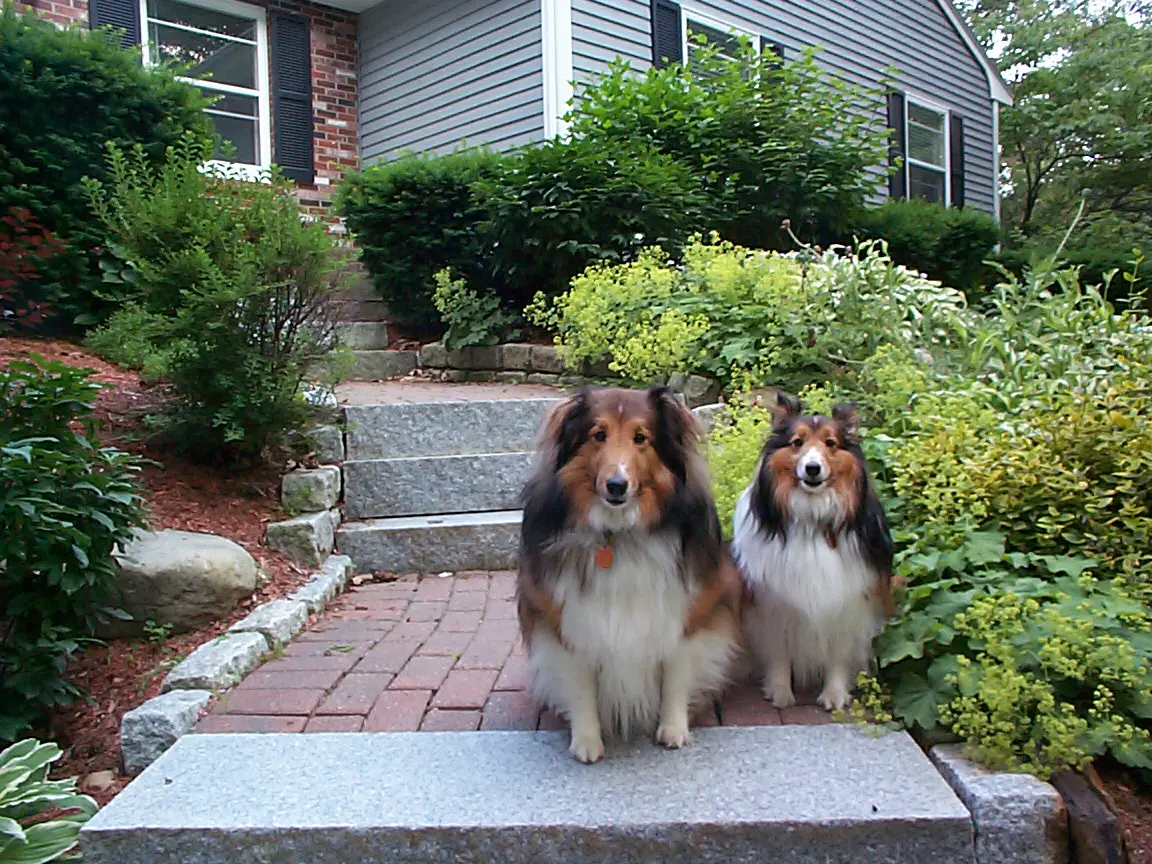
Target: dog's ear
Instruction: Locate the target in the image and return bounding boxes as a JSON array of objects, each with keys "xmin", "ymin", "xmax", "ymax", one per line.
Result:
[
  {"xmin": 552, "ymin": 390, "xmax": 593, "ymax": 469},
  {"xmin": 771, "ymin": 391, "xmax": 802, "ymax": 432},
  {"xmin": 832, "ymin": 402, "xmax": 860, "ymax": 445},
  {"xmin": 648, "ymin": 386, "xmax": 697, "ymax": 481}
]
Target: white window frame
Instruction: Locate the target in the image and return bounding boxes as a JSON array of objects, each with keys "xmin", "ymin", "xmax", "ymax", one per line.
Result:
[
  {"xmin": 681, "ymin": 8, "xmax": 763, "ymax": 65},
  {"xmin": 903, "ymin": 92, "xmax": 951, "ymax": 206},
  {"xmin": 139, "ymin": 0, "xmax": 272, "ymax": 181}
]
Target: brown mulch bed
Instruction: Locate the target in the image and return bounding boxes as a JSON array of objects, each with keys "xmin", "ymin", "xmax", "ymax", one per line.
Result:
[
  {"xmin": 1097, "ymin": 762, "xmax": 1152, "ymax": 862},
  {"xmin": 2, "ymin": 335, "xmax": 317, "ymax": 806}
]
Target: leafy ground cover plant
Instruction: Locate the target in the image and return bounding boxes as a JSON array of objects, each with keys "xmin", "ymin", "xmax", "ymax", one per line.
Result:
[
  {"xmin": 695, "ymin": 250, "xmax": 1152, "ymax": 778},
  {"xmin": 431, "ymin": 269, "xmax": 521, "ymax": 349},
  {"xmin": 0, "ymin": 738, "xmax": 97, "ymax": 863},
  {"xmin": 0, "ymin": 356, "xmax": 145, "ymax": 741},
  {"xmin": 83, "ymin": 134, "xmax": 345, "ymax": 462}
]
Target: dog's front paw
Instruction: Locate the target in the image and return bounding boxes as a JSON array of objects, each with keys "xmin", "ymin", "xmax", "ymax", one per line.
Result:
[
  {"xmin": 762, "ymin": 682, "xmax": 796, "ymax": 708},
  {"xmin": 817, "ymin": 684, "xmax": 852, "ymax": 711},
  {"xmin": 656, "ymin": 720, "xmax": 691, "ymax": 749},
  {"xmin": 569, "ymin": 731, "xmax": 605, "ymax": 764}
]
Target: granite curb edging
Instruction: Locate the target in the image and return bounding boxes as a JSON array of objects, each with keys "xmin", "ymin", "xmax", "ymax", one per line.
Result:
[{"xmin": 118, "ymin": 555, "xmax": 354, "ymax": 775}]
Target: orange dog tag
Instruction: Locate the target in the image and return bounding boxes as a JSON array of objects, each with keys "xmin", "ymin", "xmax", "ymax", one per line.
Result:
[{"xmin": 595, "ymin": 545, "xmax": 614, "ymax": 568}]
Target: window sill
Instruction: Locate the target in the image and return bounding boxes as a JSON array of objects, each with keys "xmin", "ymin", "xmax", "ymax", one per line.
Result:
[{"xmin": 199, "ymin": 160, "xmax": 273, "ymax": 184}]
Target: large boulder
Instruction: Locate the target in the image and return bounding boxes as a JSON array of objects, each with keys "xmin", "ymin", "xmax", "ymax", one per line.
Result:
[{"xmin": 102, "ymin": 530, "xmax": 258, "ymax": 636}]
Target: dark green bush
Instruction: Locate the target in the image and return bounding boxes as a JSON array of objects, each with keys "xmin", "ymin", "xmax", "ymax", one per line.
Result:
[
  {"xmin": 475, "ymin": 137, "xmax": 715, "ymax": 305},
  {"xmin": 566, "ymin": 43, "xmax": 889, "ymax": 250},
  {"xmin": 0, "ymin": 4, "xmax": 211, "ymax": 328},
  {"xmin": 338, "ymin": 149, "xmax": 503, "ymax": 332},
  {"xmin": 0, "ymin": 356, "xmax": 145, "ymax": 741},
  {"xmin": 83, "ymin": 135, "xmax": 344, "ymax": 462},
  {"xmin": 993, "ymin": 244, "xmax": 1147, "ymax": 305},
  {"xmin": 850, "ymin": 199, "xmax": 1000, "ymax": 291}
]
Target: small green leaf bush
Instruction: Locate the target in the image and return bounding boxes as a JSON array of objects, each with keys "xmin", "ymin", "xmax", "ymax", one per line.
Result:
[
  {"xmin": 432, "ymin": 269, "xmax": 520, "ymax": 350},
  {"xmin": 337, "ymin": 149, "xmax": 503, "ymax": 332},
  {"xmin": 0, "ymin": 738, "xmax": 97, "ymax": 863},
  {"xmin": 700, "ymin": 253, "xmax": 1152, "ymax": 777},
  {"xmin": 850, "ymin": 199, "xmax": 1000, "ymax": 293},
  {"xmin": 0, "ymin": 356, "xmax": 145, "ymax": 741},
  {"xmin": 0, "ymin": 4, "xmax": 211, "ymax": 328},
  {"xmin": 82, "ymin": 135, "xmax": 345, "ymax": 462},
  {"xmin": 532, "ymin": 236, "xmax": 970, "ymax": 392}
]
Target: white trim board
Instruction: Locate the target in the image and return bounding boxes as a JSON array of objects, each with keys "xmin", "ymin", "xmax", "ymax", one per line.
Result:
[
  {"xmin": 541, "ymin": 0, "xmax": 574, "ymax": 139},
  {"xmin": 934, "ymin": 0, "xmax": 1012, "ymax": 105}
]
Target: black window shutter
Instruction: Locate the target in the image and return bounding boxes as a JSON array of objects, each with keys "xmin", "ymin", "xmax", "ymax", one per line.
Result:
[
  {"xmin": 886, "ymin": 91, "xmax": 907, "ymax": 200},
  {"xmin": 89, "ymin": 0, "xmax": 140, "ymax": 50},
  {"xmin": 651, "ymin": 0, "xmax": 683, "ymax": 68},
  {"xmin": 270, "ymin": 11, "xmax": 314, "ymax": 184},
  {"xmin": 949, "ymin": 114, "xmax": 965, "ymax": 207},
  {"xmin": 762, "ymin": 37, "xmax": 784, "ymax": 69}
]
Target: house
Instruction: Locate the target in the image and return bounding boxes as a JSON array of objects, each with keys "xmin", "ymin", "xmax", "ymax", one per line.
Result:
[{"xmin": 17, "ymin": 0, "xmax": 1010, "ymax": 219}]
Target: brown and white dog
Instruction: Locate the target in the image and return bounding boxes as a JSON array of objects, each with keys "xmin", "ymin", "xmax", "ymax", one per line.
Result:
[
  {"xmin": 517, "ymin": 387, "xmax": 742, "ymax": 763},
  {"xmin": 731, "ymin": 393, "xmax": 894, "ymax": 711}
]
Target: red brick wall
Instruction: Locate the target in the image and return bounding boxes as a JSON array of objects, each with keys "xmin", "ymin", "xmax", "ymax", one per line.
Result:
[{"xmin": 14, "ymin": 0, "xmax": 360, "ymax": 230}]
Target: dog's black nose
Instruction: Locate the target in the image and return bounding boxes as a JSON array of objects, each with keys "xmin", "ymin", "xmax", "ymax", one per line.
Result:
[
  {"xmin": 605, "ymin": 476, "xmax": 629, "ymax": 498},
  {"xmin": 805, "ymin": 463, "xmax": 822, "ymax": 478}
]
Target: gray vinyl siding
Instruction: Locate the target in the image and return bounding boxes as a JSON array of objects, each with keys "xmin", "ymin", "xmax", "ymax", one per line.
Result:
[
  {"xmin": 359, "ymin": 0, "xmax": 545, "ymax": 164},
  {"xmin": 570, "ymin": 0, "xmax": 997, "ymax": 215}
]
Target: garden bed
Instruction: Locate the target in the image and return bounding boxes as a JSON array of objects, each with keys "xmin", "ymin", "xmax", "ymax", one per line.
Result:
[{"xmin": 1, "ymin": 336, "xmax": 317, "ymax": 805}]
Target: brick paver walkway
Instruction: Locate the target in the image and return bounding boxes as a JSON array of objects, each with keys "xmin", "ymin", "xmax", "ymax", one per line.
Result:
[{"xmin": 194, "ymin": 572, "xmax": 831, "ymax": 734}]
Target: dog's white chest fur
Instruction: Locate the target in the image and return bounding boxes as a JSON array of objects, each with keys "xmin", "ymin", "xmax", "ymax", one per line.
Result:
[{"xmin": 732, "ymin": 486, "xmax": 880, "ymax": 683}]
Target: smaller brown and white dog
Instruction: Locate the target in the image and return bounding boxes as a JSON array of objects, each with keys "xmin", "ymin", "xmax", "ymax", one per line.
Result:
[
  {"xmin": 517, "ymin": 387, "xmax": 742, "ymax": 763},
  {"xmin": 731, "ymin": 393, "xmax": 893, "ymax": 711}
]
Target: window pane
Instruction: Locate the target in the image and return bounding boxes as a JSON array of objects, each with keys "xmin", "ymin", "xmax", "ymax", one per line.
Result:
[
  {"xmin": 689, "ymin": 21, "xmax": 743, "ymax": 59},
  {"xmin": 147, "ymin": 0, "xmax": 255, "ymax": 40},
  {"xmin": 907, "ymin": 103, "xmax": 945, "ymax": 167},
  {"xmin": 199, "ymin": 87, "xmax": 257, "ymax": 116},
  {"xmin": 909, "ymin": 164, "xmax": 946, "ymax": 204},
  {"xmin": 149, "ymin": 21, "xmax": 256, "ymax": 89},
  {"xmin": 206, "ymin": 113, "xmax": 258, "ymax": 165}
]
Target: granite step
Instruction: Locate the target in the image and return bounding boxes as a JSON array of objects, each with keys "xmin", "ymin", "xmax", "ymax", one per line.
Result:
[
  {"xmin": 337, "ymin": 510, "xmax": 521, "ymax": 572},
  {"xmin": 335, "ymin": 321, "xmax": 389, "ymax": 350},
  {"xmin": 344, "ymin": 398, "xmax": 562, "ymax": 459},
  {"xmin": 343, "ymin": 452, "xmax": 532, "ymax": 519},
  {"xmin": 80, "ymin": 726, "xmax": 976, "ymax": 864}
]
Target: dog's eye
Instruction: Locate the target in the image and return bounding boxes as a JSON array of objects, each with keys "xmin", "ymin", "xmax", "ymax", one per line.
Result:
[
  {"xmin": 593, "ymin": 430, "xmax": 607, "ymax": 443},
  {"xmin": 633, "ymin": 431, "xmax": 647, "ymax": 445},
  {"xmin": 825, "ymin": 439, "xmax": 838, "ymax": 449},
  {"xmin": 791, "ymin": 438, "xmax": 804, "ymax": 449}
]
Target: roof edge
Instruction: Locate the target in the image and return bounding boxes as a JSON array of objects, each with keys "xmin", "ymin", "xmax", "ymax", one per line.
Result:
[{"xmin": 935, "ymin": 0, "xmax": 1013, "ymax": 105}]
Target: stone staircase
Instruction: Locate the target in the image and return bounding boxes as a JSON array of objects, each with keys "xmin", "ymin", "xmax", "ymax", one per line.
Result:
[{"xmin": 336, "ymin": 395, "xmax": 562, "ymax": 573}]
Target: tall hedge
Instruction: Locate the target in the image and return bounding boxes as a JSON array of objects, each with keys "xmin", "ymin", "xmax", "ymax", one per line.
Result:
[{"xmin": 0, "ymin": 5, "xmax": 211, "ymax": 327}]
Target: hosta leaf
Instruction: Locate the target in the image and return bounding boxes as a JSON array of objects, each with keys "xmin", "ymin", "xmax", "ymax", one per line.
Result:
[{"xmin": 5, "ymin": 820, "xmax": 81, "ymax": 864}]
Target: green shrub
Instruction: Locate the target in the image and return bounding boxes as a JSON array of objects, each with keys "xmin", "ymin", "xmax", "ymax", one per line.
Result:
[
  {"xmin": 566, "ymin": 42, "xmax": 890, "ymax": 249},
  {"xmin": 0, "ymin": 738, "xmax": 97, "ymax": 860},
  {"xmin": 850, "ymin": 199, "xmax": 1000, "ymax": 291},
  {"xmin": 993, "ymin": 244, "xmax": 1146, "ymax": 306},
  {"xmin": 337, "ymin": 149, "xmax": 503, "ymax": 332},
  {"xmin": 432, "ymin": 269, "xmax": 520, "ymax": 349},
  {"xmin": 476, "ymin": 137, "xmax": 715, "ymax": 306},
  {"xmin": 0, "ymin": 356, "xmax": 145, "ymax": 741},
  {"xmin": 0, "ymin": 5, "xmax": 211, "ymax": 328},
  {"xmin": 533, "ymin": 236, "xmax": 971, "ymax": 392},
  {"xmin": 83, "ymin": 135, "xmax": 344, "ymax": 462}
]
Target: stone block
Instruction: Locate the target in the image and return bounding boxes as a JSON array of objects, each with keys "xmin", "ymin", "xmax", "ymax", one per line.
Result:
[
  {"xmin": 1050, "ymin": 770, "xmax": 1123, "ymax": 864},
  {"xmin": 692, "ymin": 403, "xmax": 729, "ymax": 435},
  {"xmin": 228, "ymin": 599, "xmax": 309, "ymax": 646},
  {"xmin": 930, "ymin": 744, "xmax": 1068, "ymax": 864},
  {"xmin": 266, "ymin": 512, "xmax": 335, "ymax": 568},
  {"xmin": 102, "ymin": 530, "xmax": 258, "ymax": 636},
  {"xmin": 346, "ymin": 350, "xmax": 418, "ymax": 381},
  {"xmin": 335, "ymin": 322, "xmax": 389, "ymax": 350},
  {"xmin": 344, "ymin": 399, "xmax": 560, "ymax": 459},
  {"xmin": 442, "ymin": 369, "xmax": 469, "ymax": 383},
  {"xmin": 419, "ymin": 342, "xmax": 447, "ymax": 368},
  {"xmin": 684, "ymin": 375, "xmax": 722, "ymax": 408},
  {"xmin": 337, "ymin": 511, "xmax": 521, "ymax": 573},
  {"xmin": 526, "ymin": 373, "xmax": 560, "ymax": 386},
  {"xmin": 531, "ymin": 345, "xmax": 565, "ymax": 373},
  {"xmin": 499, "ymin": 344, "xmax": 532, "ymax": 370},
  {"xmin": 281, "ymin": 467, "xmax": 341, "ymax": 515},
  {"xmin": 162, "ymin": 632, "xmax": 268, "ymax": 693},
  {"xmin": 444, "ymin": 347, "xmax": 471, "ymax": 370},
  {"xmin": 470, "ymin": 346, "xmax": 501, "ymax": 370},
  {"xmin": 288, "ymin": 555, "xmax": 352, "ymax": 614},
  {"xmin": 493, "ymin": 371, "xmax": 527, "ymax": 384},
  {"xmin": 307, "ymin": 425, "xmax": 344, "ymax": 463},
  {"xmin": 466, "ymin": 371, "xmax": 495, "ymax": 383},
  {"xmin": 82, "ymin": 726, "xmax": 973, "ymax": 864},
  {"xmin": 343, "ymin": 452, "xmax": 533, "ymax": 519},
  {"xmin": 120, "ymin": 690, "xmax": 211, "ymax": 776}
]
